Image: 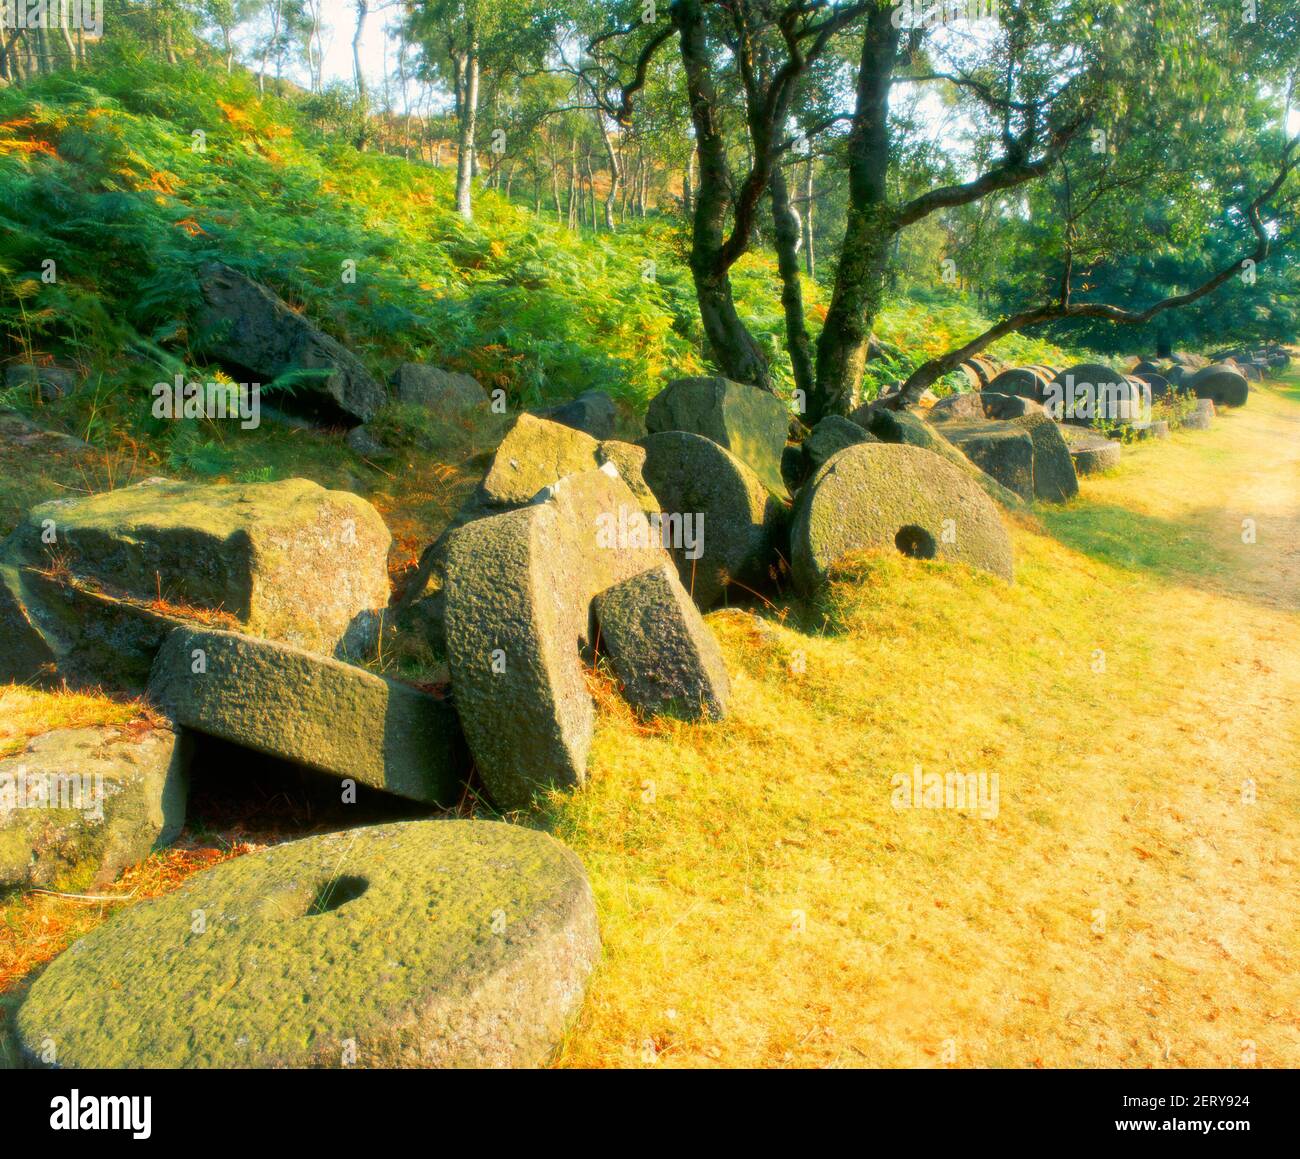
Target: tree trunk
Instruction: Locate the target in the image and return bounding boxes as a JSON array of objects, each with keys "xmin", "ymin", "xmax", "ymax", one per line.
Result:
[
  {"xmin": 803, "ymin": 154, "xmax": 815, "ymax": 279},
  {"xmin": 811, "ymin": 10, "xmax": 900, "ymax": 421},
  {"xmin": 770, "ymin": 164, "xmax": 815, "ymax": 403},
  {"xmin": 455, "ymin": 47, "xmax": 479, "ymax": 222},
  {"xmin": 674, "ymin": 0, "xmax": 771, "ymax": 390}
]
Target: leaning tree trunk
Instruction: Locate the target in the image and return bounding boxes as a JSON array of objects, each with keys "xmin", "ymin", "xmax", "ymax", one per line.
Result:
[
  {"xmin": 674, "ymin": 0, "xmax": 771, "ymax": 390},
  {"xmin": 769, "ymin": 163, "xmax": 815, "ymax": 404},
  {"xmin": 810, "ymin": 9, "xmax": 900, "ymax": 422}
]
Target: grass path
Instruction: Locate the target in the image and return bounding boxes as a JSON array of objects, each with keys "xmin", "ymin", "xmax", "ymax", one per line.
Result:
[{"xmin": 551, "ymin": 381, "xmax": 1300, "ymax": 1068}]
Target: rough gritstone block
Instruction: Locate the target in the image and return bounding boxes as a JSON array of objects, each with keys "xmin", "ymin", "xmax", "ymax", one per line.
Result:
[
  {"xmin": 148, "ymin": 627, "xmax": 465, "ymax": 807},
  {"xmin": 0, "ymin": 477, "xmax": 391, "ymax": 688},
  {"xmin": 790, "ymin": 442, "xmax": 1013, "ymax": 593},
  {"xmin": 441, "ymin": 467, "xmax": 668, "ymax": 812},
  {"xmin": 0, "ymin": 726, "xmax": 188, "ymax": 893},
  {"xmin": 1060, "ymin": 426, "xmax": 1122, "ymax": 475},
  {"xmin": 195, "ymin": 262, "xmax": 386, "ymax": 423},
  {"xmin": 638, "ymin": 430, "xmax": 786, "ymax": 609},
  {"xmin": 646, "ymin": 375, "xmax": 791, "ymax": 497},
  {"xmin": 595, "ymin": 562, "xmax": 729, "ymax": 721},
  {"xmin": 479, "ymin": 413, "xmax": 602, "ymax": 508},
  {"xmin": 16, "ymin": 820, "xmax": 600, "ymax": 1068}
]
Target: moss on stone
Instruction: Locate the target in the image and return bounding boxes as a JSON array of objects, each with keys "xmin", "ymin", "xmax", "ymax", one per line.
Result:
[{"xmin": 17, "ymin": 820, "xmax": 600, "ymax": 1067}]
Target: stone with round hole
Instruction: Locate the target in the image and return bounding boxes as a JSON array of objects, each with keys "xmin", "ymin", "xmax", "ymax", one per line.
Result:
[
  {"xmin": 789, "ymin": 442, "xmax": 1014, "ymax": 593},
  {"xmin": 15, "ymin": 820, "xmax": 600, "ymax": 1068}
]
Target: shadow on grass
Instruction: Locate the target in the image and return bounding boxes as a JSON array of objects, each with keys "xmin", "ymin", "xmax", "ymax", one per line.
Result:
[{"xmin": 1037, "ymin": 499, "xmax": 1298, "ymax": 612}]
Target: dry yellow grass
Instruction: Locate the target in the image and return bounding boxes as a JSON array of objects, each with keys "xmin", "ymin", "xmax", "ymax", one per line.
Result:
[
  {"xmin": 546, "ymin": 382, "xmax": 1300, "ymax": 1068},
  {"xmin": 0, "ymin": 685, "xmax": 152, "ymax": 759}
]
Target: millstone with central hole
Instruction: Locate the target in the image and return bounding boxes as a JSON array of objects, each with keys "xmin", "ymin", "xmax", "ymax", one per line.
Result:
[
  {"xmin": 16, "ymin": 820, "xmax": 600, "ymax": 1068},
  {"xmin": 789, "ymin": 442, "xmax": 1013, "ymax": 593}
]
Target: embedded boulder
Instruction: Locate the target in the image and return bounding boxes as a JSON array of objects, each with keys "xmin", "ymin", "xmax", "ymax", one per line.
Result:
[
  {"xmin": 541, "ymin": 390, "xmax": 617, "ymax": 440},
  {"xmin": 16, "ymin": 820, "xmax": 600, "ymax": 1068},
  {"xmin": 391, "ymin": 364, "xmax": 488, "ymax": 416},
  {"xmin": 0, "ymin": 477, "xmax": 391, "ymax": 689},
  {"xmin": 148, "ymin": 628, "xmax": 466, "ymax": 807},
  {"xmin": 1188, "ymin": 364, "xmax": 1249, "ymax": 408},
  {"xmin": 4, "ymin": 364, "xmax": 77, "ymax": 402},
  {"xmin": 0, "ymin": 725, "xmax": 188, "ymax": 893},
  {"xmin": 194, "ymin": 263, "xmax": 386, "ymax": 424},
  {"xmin": 790, "ymin": 442, "xmax": 1014, "ymax": 593},
  {"xmin": 638, "ymin": 430, "xmax": 786, "ymax": 609},
  {"xmin": 645, "ymin": 376, "xmax": 790, "ymax": 496},
  {"xmin": 594, "ymin": 562, "xmax": 729, "ymax": 721}
]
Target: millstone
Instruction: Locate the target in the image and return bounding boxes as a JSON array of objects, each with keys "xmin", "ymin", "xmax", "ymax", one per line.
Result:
[
  {"xmin": 15, "ymin": 820, "xmax": 600, "ymax": 1068},
  {"xmin": 1060, "ymin": 427, "xmax": 1121, "ymax": 475},
  {"xmin": 594, "ymin": 562, "xmax": 730, "ymax": 721},
  {"xmin": 148, "ymin": 627, "xmax": 467, "ymax": 807},
  {"xmin": 803, "ymin": 415, "xmax": 878, "ymax": 476},
  {"xmin": 441, "ymin": 466, "xmax": 668, "ymax": 811},
  {"xmin": 638, "ymin": 430, "xmax": 785, "ymax": 609},
  {"xmin": 789, "ymin": 442, "xmax": 1013, "ymax": 593},
  {"xmin": 645, "ymin": 375, "xmax": 790, "ymax": 497},
  {"xmin": 1188, "ymin": 364, "xmax": 1249, "ymax": 408}
]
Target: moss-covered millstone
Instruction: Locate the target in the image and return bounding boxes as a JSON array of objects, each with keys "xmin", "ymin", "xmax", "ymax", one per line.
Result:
[
  {"xmin": 149, "ymin": 627, "xmax": 464, "ymax": 807},
  {"xmin": 934, "ymin": 422, "xmax": 1036, "ymax": 502},
  {"xmin": 0, "ymin": 477, "xmax": 391, "ymax": 689},
  {"xmin": 638, "ymin": 431, "xmax": 786, "ymax": 609},
  {"xmin": 0, "ymin": 726, "xmax": 187, "ymax": 893},
  {"xmin": 594, "ymin": 562, "xmax": 729, "ymax": 721},
  {"xmin": 645, "ymin": 376, "xmax": 790, "ymax": 497},
  {"xmin": 16, "ymin": 820, "xmax": 600, "ymax": 1068},
  {"xmin": 803, "ymin": 415, "xmax": 877, "ymax": 475},
  {"xmin": 1188, "ymin": 364, "xmax": 1249, "ymax": 408},
  {"xmin": 853, "ymin": 405, "xmax": 1026, "ymax": 510},
  {"xmin": 1059, "ymin": 426, "xmax": 1121, "ymax": 475},
  {"xmin": 790, "ymin": 442, "xmax": 1013, "ymax": 594},
  {"xmin": 442, "ymin": 467, "xmax": 667, "ymax": 811}
]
